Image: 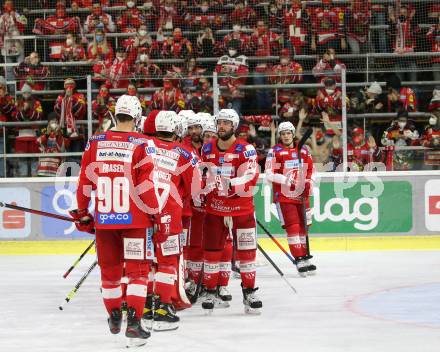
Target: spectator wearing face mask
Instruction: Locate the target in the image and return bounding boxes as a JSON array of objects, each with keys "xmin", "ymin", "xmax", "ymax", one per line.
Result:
[
  {"xmin": 222, "ymin": 24, "xmax": 251, "ymax": 56},
  {"xmin": 151, "ymin": 76, "xmax": 185, "ymax": 112},
  {"xmin": 60, "ymin": 34, "xmax": 86, "ymax": 63},
  {"xmin": 157, "ymin": 0, "xmax": 181, "ymax": 31},
  {"xmin": 0, "ymin": 76, "xmax": 16, "ymax": 177},
  {"xmin": 108, "ymin": 47, "xmax": 137, "ymax": 89},
  {"xmin": 344, "ymin": 0, "xmax": 371, "ymax": 55},
  {"xmin": 87, "ymin": 27, "xmax": 114, "ymax": 62},
  {"xmin": 14, "ymin": 52, "xmax": 49, "ymax": 91},
  {"xmin": 92, "ymin": 83, "xmax": 116, "ymax": 129},
  {"xmin": 126, "ymin": 25, "xmax": 160, "ymax": 59},
  {"xmin": 13, "ymin": 84, "xmax": 43, "ymax": 176},
  {"xmin": 186, "ymin": 1, "xmax": 224, "ymax": 31},
  {"xmin": 84, "ymin": 2, "xmax": 116, "ymax": 33},
  {"xmin": 134, "ymin": 53, "xmax": 162, "ymax": 89},
  {"xmin": 422, "ymin": 112, "xmax": 440, "ymax": 169},
  {"xmin": 427, "ymin": 13, "xmax": 440, "ymax": 82},
  {"xmin": 125, "ymin": 82, "xmax": 150, "ymax": 115},
  {"xmin": 284, "ymin": 0, "xmax": 310, "ymax": 55},
  {"xmin": 230, "ymin": 0, "xmax": 257, "ymax": 29},
  {"xmin": 312, "ymin": 48, "xmax": 346, "ymax": 83},
  {"xmin": 250, "ymin": 19, "xmax": 282, "ymax": 56},
  {"xmin": 0, "ymin": 0, "xmax": 27, "ymax": 87},
  {"xmin": 116, "ymin": 0, "xmax": 146, "ymax": 32},
  {"xmin": 350, "ymin": 81, "xmax": 386, "ymax": 114},
  {"xmin": 316, "ymin": 77, "xmax": 345, "ymax": 133},
  {"xmin": 162, "ymin": 27, "xmax": 193, "ymax": 59},
  {"xmin": 196, "ymin": 27, "xmax": 217, "ymax": 57},
  {"xmin": 139, "ymin": 1, "xmax": 158, "ymax": 32},
  {"xmin": 347, "ymin": 127, "xmax": 379, "ymax": 172}
]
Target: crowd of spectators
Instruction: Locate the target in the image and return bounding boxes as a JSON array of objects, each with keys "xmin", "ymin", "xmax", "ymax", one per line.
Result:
[{"xmin": 0, "ymin": 0, "xmax": 439, "ymax": 176}]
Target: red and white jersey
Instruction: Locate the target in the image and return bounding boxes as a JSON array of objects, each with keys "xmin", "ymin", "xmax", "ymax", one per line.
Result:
[
  {"xmin": 316, "ymin": 87, "xmax": 343, "ymax": 129},
  {"xmin": 392, "ymin": 19, "xmax": 416, "ymax": 53},
  {"xmin": 215, "ymin": 55, "xmax": 249, "ymax": 97},
  {"xmin": 250, "ymin": 31, "xmax": 281, "ymax": 56},
  {"xmin": 181, "ymin": 136, "xmax": 203, "ymax": 215},
  {"xmin": 148, "ymin": 137, "xmax": 199, "ymax": 234},
  {"xmin": 77, "ymin": 131, "xmax": 156, "ymax": 229},
  {"xmin": 265, "ymin": 143, "xmax": 314, "ymax": 204},
  {"xmin": 347, "ymin": 142, "xmax": 373, "ymax": 171},
  {"xmin": 108, "ymin": 57, "xmax": 135, "ymax": 89},
  {"xmin": 151, "ymin": 87, "xmax": 185, "ymax": 112},
  {"xmin": 312, "ymin": 58, "xmax": 346, "ymax": 83},
  {"xmin": 201, "ymin": 139, "xmax": 259, "ymax": 216},
  {"xmin": 344, "ymin": 6, "xmax": 371, "ymax": 43},
  {"xmin": 422, "ymin": 127, "xmax": 440, "ymax": 166},
  {"xmin": 427, "ymin": 24, "xmax": 440, "ymax": 64},
  {"xmin": 222, "ymin": 32, "xmax": 251, "ymax": 54},
  {"xmin": 387, "ymin": 87, "xmax": 417, "ymax": 112},
  {"xmin": 284, "ymin": 5, "xmax": 309, "ymax": 51},
  {"xmin": 116, "ymin": 9, "xmax": 145, "ymax": 32},
  {"xmin": 311, "ymin": 6, "xmax": 345, "ymax": 45},
  {"xmin": 33, "ymin": 15, "xmax": 82, "ymax": 35}
]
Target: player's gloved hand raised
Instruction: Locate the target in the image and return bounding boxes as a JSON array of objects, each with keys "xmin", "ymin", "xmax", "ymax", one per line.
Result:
[{"xmin": 69, "ymin": 209, "xmax": 95, "ymax": 234}]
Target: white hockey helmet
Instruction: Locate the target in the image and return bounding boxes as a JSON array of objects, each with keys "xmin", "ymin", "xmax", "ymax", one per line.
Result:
[
  {"xmin": 277, "ymin": 121, "xmax": 295, "ymax": 137},
  {"xmin": 198, "ymin": 113, "xmax": 216, "ymax": 134},
  {"xmin": 155, "ymin": 110, "xmax": 178, "ymax": 134},
  {"xmin": 115, "ymin": 94, "xmax": 142, "ymax": 122},
  {"xmin": 186, "ymin": 112, "xmax": 203, "ymax": 128},
  {"xmin": 216, "ymin": 109, "xmax": 240, "ymax": 131},
  {"xmin": 174, "ymin": 114, "xmax": 187, "ymax": 138}
]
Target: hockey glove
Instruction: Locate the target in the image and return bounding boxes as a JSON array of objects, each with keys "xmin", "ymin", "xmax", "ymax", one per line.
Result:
[{"xmin": 69, "ymin": 209, "xmax": 95, "ymax": 234}]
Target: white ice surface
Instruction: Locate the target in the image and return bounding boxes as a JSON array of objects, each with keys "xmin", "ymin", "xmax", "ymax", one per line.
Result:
[{"xmin": 1, "ymin": 251, "xmax": 440, "ymax": 352}]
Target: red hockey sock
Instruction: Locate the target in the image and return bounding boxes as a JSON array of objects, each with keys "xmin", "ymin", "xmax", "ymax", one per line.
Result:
[
  {"xmin": 155, "ymin": 265, "xmax": 176, "ymax": 304},
  {"xmin": 126, "ymin": 278, "xmax": 148, "ymax": 319},
  {"xmin": 101, "ymin": 282, "xmax": 123, "ymax": 315},
  {"xmin": 202, "ymin": 250, "xmax": 222, "ymax": 290},
  {"xmin": 286, "ymin": 224, "xmax": 307, "ymax": 258},
  {"xmin": 218, "ymin": 241, "xmax": 232, "ymax": 287},
  {"xmin": 187, "ymin": 247, "xmax": 204, "ymax": 283},
  {"xmin": 237, "ymin": 249, "xmax": 256, "ymax": 289}
]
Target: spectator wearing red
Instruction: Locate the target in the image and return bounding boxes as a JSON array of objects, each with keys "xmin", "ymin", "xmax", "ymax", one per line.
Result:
[
  {"xmin": 108, "ymin": 47, "xmax": 136, "ymax": 89},
  {"xmin": 92, "ymin": 83, "xmax": 115, "ymax": 127},
  {"xmin": 87, "ymin": 27, "xmax": 114, "ymax": 61},
  {"xmin": 268, "ymin": 0, "xmax": 286, "ymax": 30},
  {"xmin": 116, "ymin": 0, "xmax": 146, "ymax": 32},
  {"xmin": 188, "ymin": 77, "xmax": 216, "ymax": 114},
  {"xmin": 125, "ymin": 25, "xmax": 160, "ymax": 59},
  {"xmin": 316, "ymin": 77, "xmax": 344, "ymax": 133},
  {"xmin": 385, "ymin": 74, "xmax": 417, "ymax": 113},
  {"xmin": 171, "ymin": 57, "xmax": 206, "ymax": 93},
  {"xmin": 284, "ymin": 0, "xmax": 310, "ymax": 55},
  {"xmin": 250, "ymin": 19, "xmax": 282, "ymax": 56},
  {"xmin": 14, "ymin": 52, "xmax": 49, "ymax": 91},
  {"xmin": 138, "ymin": 1, "xmax": 158, "ymax": 32},
  {"xmin": 186, "ymin": 0, "xmax": 224, "ymax": 30},
  {"xmin": 162, "ymin": 27, "xmax": 193, "ymax": 59},
  {"xmin": 344, "ymin": 0, "xmax": 371, "ymax": 54},
  {"xmin": 84, "ymin": 2, "xmax": 116, "ymax": 33},
  {"xmin": 269, "ymin": 48, "xmax": 303, "ymax": 105},
  {"xmin": 151, "ymin": 76, "xmax": 185, "ymax": 112},
  {"xmin": 230, "ymin": 0, "xmax": 257, "ymax": 28},
  {"xmin": 426, "ymin": 13, "xmax": 440, "ymax": 82},
  {"xmin": 428, "ymin": 89, "xmax": 440, "ymax": 112},
  {"xmin": 71, "ymin": 0, "xmax": 110, "ymax": 9},
  {"xmin": 388, "ymin": 5, "xmax": 417, "ymax": 81},
  {"xmin": 13, "ymin": 84, "xmax": 43, "ymax": 176},
  {"xmin": 60, "ymin": 34, "xmax": 86, "ymax": 62},
  {"xmin": 126, "ymin": 82, "xmax": 150, "ymax": 115},
  {"xmin": 215, "ymin": 39, "xmax": 249, "ymax": 115},
  {"xmin": 0, "ymin": 0, "xmax": 27, "ymax": 87},
  {"xmin": 0, "ymin": 76, "xmax": 15, "ymax": 176},
  {"xmin": 422, "ymin": 112, "xmax": 440, "ymax": 169},
  {"xmin": 33, "ymin": 1, "xmax": 82, "ymax": 36},
  {"xmin": 347, "ymin": 127, "xmax": 378, "ymax": 172},
  {"xmin": 279, "ymin": 92, "xmax": 310, "ymax": 124},
  {"xmin": 312, "ymin": 48, "xmax": 346, "ymax": 83},
  {"xmin": 222, "ymin": 24, "xmax": 251, "ymax": 56},
  {"xmin": 36, "ymin": 119, "xmax": 69, "ymax": 177},
  {"xmin": 54, "ymin": 78, "xmax": 86, "ymax": 150},
  {"xmin": 157, "ymin": 0, "xmax": 181, "ymax": 31},
  {"xmin": 134, "ymin": 53, "xmax": 162, "ymax": 90},
  {"xmin": 310, "ymin": 0, "xmax": 346, "ymax": 54}
]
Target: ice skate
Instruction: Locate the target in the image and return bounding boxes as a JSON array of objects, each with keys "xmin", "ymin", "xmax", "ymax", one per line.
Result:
[
  {"xmin": 125, "ymin": 308, "xmax": 151, "ymax": 348},
  {"xmin": 304, "ymin": 256, "xmax": 317, "ymax": 275},
  {"xmin": 242, "ymin": 286, "xmax": 262, "ymax": 315},
  {"xmin": 141, "ymin": 294, "xmax": 157, "ymax": 331},
  {"xmin": 153, "ymin": 303, "xmax": 179, "ymax": 331},
  {"xmin": 107, "ymin": 308, "xmax": 122, "ymax": 334},
  {"xmin": 215, "ymin": 286, "xmax": 231, "ymax": 308},
  {"xmin": 295, "ymin": 257, "xmax": 309, "ymax": 277},
  {"xmin": 185, "ymin": 279, "xmax": 197, "ymax": 302},
  {"xmin": 201, "ymin": 289, "xmax": 216, "ymax": 314}
]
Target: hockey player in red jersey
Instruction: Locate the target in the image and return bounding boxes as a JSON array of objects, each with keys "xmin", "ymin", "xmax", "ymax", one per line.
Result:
[
  {"xmin": 265, "ymin": 121, "xmax": 316, "ymax": 275},
  {"xmin": 200, "ymin": 109, "xmax": 262, "ymax": 314},
  {"xmin": 142, "ymin": 110, "xmax": 199, "ymax": 331},
  {"xmin": 71, "ymin": 94, "xmax": 156, "ymax": 347}
]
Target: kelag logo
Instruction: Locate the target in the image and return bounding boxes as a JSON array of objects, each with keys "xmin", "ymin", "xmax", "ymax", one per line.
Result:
[
  {"xmin": 0, "ymin": 187, "xmax": 31, "ymax": 238},
  {"xmin": 97, "ymin": 212, "xmax": 132, "ymax": 225},
  {"xmin": 41, "ymin": 186, "xmax": 94, "ymax": 239}
]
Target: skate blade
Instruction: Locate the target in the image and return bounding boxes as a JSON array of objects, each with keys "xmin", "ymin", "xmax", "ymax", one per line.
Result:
[
  {"xmin": 203, "ymin": 308, "xmax": 214, "ymax": 315},
  {"xmin": 298, "ymin": 271, "xmax": 307, "ymax": 278},
  {"xmin": 244, "ymin": 306, "xmax": 262, "ymax": 315},
  {"xmin": 141, "ymin": 318, "xmax": 153, "ymax": 331},
  {"xmin": 215, "ymin": 301, "xmax": 230, "ymax": 309},
  {"xmin": 152, "ymin": 321, "xmax": 179, "ymax": 332},
  {"xmin": 126, "ymin": 337, "xmax": 147, "ymax": 348},
  {"xmin": 306, "ymin": 270, "xmax": 317, "ymax": 276}
]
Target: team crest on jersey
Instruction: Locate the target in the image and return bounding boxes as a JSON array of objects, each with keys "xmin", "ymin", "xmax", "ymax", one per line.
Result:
[
  {"xmin": 234, "ymin": 144, "xmax": 244, "ymax": 152},
  {"xmin": 145, "ymin": 146, "xmax": 156, "ymax": 155},
  {"xmin": 219, "ymin": 156, "xmax": 225, "ymax": 164},
  {"xmin": 174, "ymin": 146, "xmax": 190, "ymax": 159},
  {"xmin": 90, "ymin": 134, "xmax": 106, "ymax": 141},
  {"xmin": 202, "ymin": 143, "xmax": 213, "ymax": 154},
  {"xmin": 85, "ymin": 141, "xmax": 90, "ymax": 151},
  {"xmin": 273, "ymin": 145, "xmax": 283, "ymax": 152},
  {"xmin": 291, "ymin": 152, "xmax": 297, "ymax": 158},
  {"xmin": 244, "ymin": 149, "xmax": 256, "ymax": 158}
]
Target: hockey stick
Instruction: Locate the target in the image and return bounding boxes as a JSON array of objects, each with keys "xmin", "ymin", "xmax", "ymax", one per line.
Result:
[
  {"xmin": 62, "ymin": 240, "xmax": 96, "ymax": 279},
  {"xmin": 256, "ymin": 219, "xmax": 297, "ymax": 266},
  {"xmin": 59, "ymin": 259, "xmax": 98, "ymax": 310},
  {"xmin": 297, "ymin": 128, "xmax": 313, "ymax": 257},
  {"xmin": 257, "ymin": 243, "xmax": 297, "ymax": 294},
  {"xmin": 0, "ymin": 202, "xmax": 74, "ymax": 222}
]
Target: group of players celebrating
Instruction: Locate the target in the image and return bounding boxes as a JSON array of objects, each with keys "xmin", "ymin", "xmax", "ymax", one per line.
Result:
[{"xmin": 71, "ymin": 94, "xmax": 315, "ymax": 347}]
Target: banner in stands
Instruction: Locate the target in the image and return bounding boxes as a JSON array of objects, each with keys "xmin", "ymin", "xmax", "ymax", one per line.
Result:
[{"xmin": 0, "ymin": 173, "xmax": 438, "ymax": 240}]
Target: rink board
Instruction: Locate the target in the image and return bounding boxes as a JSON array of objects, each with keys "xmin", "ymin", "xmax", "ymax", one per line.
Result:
[{"xmin": 1, "ymin": 236, "xmax": 440, "ymax": 255}]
